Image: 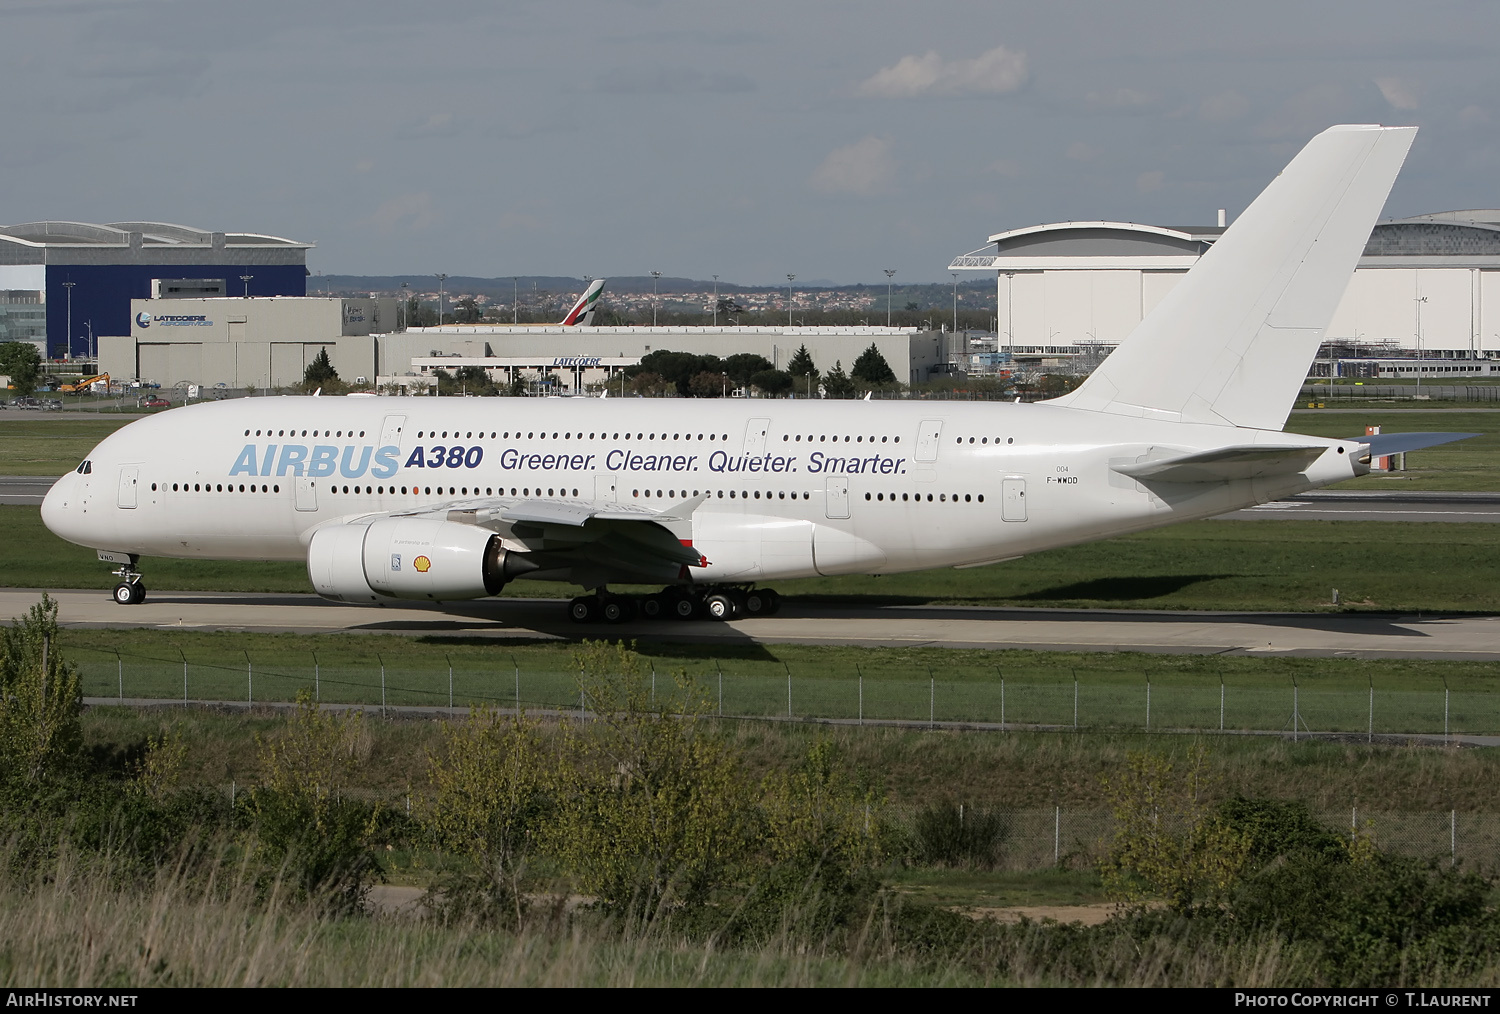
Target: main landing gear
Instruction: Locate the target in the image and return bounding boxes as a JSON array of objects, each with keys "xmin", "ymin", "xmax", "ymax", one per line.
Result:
[
  {"xmin": 567, "ymin": 585, "xmax": 781, "ymax": 624},
  {"xmin": 109, "ymin": 558, "xmax": 146, "ymax": 605}
]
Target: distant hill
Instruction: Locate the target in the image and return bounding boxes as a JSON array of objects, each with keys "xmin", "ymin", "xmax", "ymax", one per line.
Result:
[{"xmin": 310, "ymin": 274, "xmax": 995, "ymax": 297}]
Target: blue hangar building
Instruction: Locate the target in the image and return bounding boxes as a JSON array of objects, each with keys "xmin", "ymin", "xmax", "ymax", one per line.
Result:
[{"xmin": 0, "ymin": 221, "xmax": 311, "ymax": 358}]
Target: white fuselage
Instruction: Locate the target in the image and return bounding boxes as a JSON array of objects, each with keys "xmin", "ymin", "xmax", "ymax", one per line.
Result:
[{"xmin": 41, "ymin": 395, "xmax": 1362, "ymax": 587}]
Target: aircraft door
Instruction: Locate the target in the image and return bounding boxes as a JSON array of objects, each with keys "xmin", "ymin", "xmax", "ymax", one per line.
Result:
[
  {"xmin": 594, "ymin": 473, "xmax": 618, "ymax": 503},
  {"xmin": 379, "ymin": 414, "xmax": 406, "ymax": 447},
  {"xmin": 295, "ymin": 477, "xmax": 319, "ymax": 512},
  {"xmin": 116, "ymin": 467, "xmax": 138, "ymax": 509},
  {"xmin": 1002, "ymin": 478, "xmax": 1027, "ymax": 522},
  {"xmin": 825, "ymin": 476, "xmax": 850, "ymax": 519},
  {"xmin": 916, "ymin": 420, "xmax": 943, "ymax": 462},
  {"xmin": 744, "ymin": 418, "xmax": 770, "ymax": 455}
]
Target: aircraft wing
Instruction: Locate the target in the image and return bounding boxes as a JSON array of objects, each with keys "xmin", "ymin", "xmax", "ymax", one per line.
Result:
[
  {"xmin": 1112, "ymin": 444, "xmax": 1330, "ymax": 483},
  {"xmin": 1354, "ymin": 432, "xmax": 1478, "ymax": 456},
  {"xmin": 365, "ymin": 491, "xmax": 708, "ymax": 581}
]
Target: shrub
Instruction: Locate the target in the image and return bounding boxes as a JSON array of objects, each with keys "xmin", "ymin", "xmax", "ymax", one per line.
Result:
[
  {"xmin": 551, "ymin": 641, "xmax": 750, "ymax": 918},
  {"xmin": 1214, "ymin": 796, "xmax": 1347, "ymax": 867},
  {"xmin": 0, "ymin": 594, "xmax": 83, "ymax": 783},
  {"xmin": 911, "ymin": 800, "xmax": 1011, "ymax": 869}
]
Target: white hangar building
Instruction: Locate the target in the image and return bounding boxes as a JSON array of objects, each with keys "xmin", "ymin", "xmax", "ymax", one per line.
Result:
[{"xmin": 950, "ymin": 210, "xmax": 1500, "ymax": 369}]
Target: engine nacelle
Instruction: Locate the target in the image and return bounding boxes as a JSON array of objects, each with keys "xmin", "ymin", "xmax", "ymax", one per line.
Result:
[{"xmin": 308, "ymin": 518, "xmax": 522, "ymax": 603}]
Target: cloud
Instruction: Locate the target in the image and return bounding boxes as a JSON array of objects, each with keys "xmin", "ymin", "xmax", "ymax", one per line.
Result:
[
  {"xmin": 398, "ymin": 113, "xmax": 457, "ymax": 140},
  {"xmin": 1066, "ymin": 141, "xmax": 1098, "ymax": 162},
  {"xmin": 856, "ymin": 45, "xmax": 1028, "ymax": 98},
  {"xmin": 368, "ymin": 192, "xmax": 436, "ymax": 233},
  {"xmin": 1136, "ymin": 170, "xmax": 1164, "ymax": 194},
  {"xmin": 1459, "ymin": 104, "xmax": 1490, "ymax": 126},
  {"xmin": 1199, "ymin": 90, "xmax": 1250, "ymax": 123},
  {"xmin": 1083, "ymin": 87, "xmax": 1155, "ymax": 111},
  {"xmin": 594, "ymin": 67, "xmax": 754, "ymax": 94},
  {"xmin": 810, "ymin": 135, "xmax": 896, "ymax": 196},
  {"xmin": 354, "ymin": 159, "xmax": 374, "ymax": 174},
  {"xmin": 985, "ymin": 158, "xmax": 1021, "ymax": 178},
  {"xmin": 1375, "ymin": 76, "xmax": 1420, "ymax": 111}
]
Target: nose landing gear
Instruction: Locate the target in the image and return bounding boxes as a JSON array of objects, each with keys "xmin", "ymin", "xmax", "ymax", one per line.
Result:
[{"xmin": 108, "ymin": 556, "xmax": 146, "ymax": 605}]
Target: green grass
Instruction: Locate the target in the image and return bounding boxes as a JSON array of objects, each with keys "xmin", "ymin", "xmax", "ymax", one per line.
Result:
[
  {"xmin": 884, "ymin": 868, "xmax": 1106, "ymax": 909},
  {"xmin": 8, "ymin": 502, "xmax": 1500, "ymax": 612},
  {"xmin": 0, "ymin": 418, "xmax": 131, "ymax": 476},
  {"xmin": 1292, "ymin": 410, "xmax": 1500, "ymax": 491},
  {"xmin": 52, "ymin": 626, "xmax": 1500, "ymax": 737}
]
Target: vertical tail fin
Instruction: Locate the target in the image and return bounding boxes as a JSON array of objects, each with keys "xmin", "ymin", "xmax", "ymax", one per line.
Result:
[
  {"xmin": 560, "ymin": 278, "xmax": 607, "ymax": 326},
  {"xmin": 1051, "ymin": 124, "xmax": 1416, "ymax": 431}
]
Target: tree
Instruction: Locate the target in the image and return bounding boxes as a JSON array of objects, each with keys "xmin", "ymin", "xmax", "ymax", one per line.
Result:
[
  {"xmin": 723, "ymin": 353, "xmax": 773, "ymax": 389},
  {"xmin": 449, "ymin": 365, "xmax": 497, "ymax": 396},
  {"xmin": 904, "ymin": 301, "xmax": 920, "ymax": 312},
  {"xmin": 787, "ymin": 344, "xmax": 818, "ymax": 379},
  {"xmin": 0, "ymin": 594, "xmax": 82, "ymax": 783},
  {"xmin": 715, "ymin": 296, "xmax": 745, "ymax": 319},
  {"xmin": 0, "ymin": 341, "xmax": 41, "ymax": 398},
  {"xmin": 688, "ymin": 371, "xmax": 729, "ymax": 398},
  {"xmin": 456, "ymin": 296, "xmax": 481, "ymax": 323},
  {"xmin": 303, "ymin": 347, "xmax": 339, "ymax": 389},
  {"xmin": 822, "ymin": 360, "xmax": 855, "ymax": 398},
  {"xmin": 851, "ymin": 343, "xmax": 897, "ymax": 385},
  {"xmin": 750, "ymin": 369, "xmax": 793, "ymax": 397}
]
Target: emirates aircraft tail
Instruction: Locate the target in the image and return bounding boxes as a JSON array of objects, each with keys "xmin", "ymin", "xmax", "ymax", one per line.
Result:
[{"xmin": 560, "ymin": 279, "xmax": 607, "ymax": 326}]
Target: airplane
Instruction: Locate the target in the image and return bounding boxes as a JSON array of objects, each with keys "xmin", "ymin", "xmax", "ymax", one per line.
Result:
[
  {"xmin": 40, "ymin": 125, "xmax": 1474, "ymax": 623},
  {"xmin": 560, "ymin": 279, "xmax": 607, "ymax": 326}
]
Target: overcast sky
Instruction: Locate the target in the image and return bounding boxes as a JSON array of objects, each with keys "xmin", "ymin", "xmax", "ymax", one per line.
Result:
[{"xmin": 5, "ymin": 0, "xmax": 1498, "ymax": 284}]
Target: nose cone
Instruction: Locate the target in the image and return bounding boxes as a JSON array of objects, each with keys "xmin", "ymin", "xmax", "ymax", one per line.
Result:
[{"xmin": 41, "ymin": 472, "xmax": 88, "ymax": 547}]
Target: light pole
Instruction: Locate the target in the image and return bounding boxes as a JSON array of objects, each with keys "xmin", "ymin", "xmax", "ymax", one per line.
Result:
[
  {"xmin": 884, "ymin": 269, "xmax": 895, "ymax": 326},
  {"xmin": 1005, "ymin": 272, "xmax": 1015, "ymax": 358},
  {"xmin": 436, "ymin": 273, "xmax": 447, "ymax": 326},
  {"xmin": 651, "ymin": 270, "xmax": 662, "ymax": 325},
  {"xmin": 712, "ymin": 274, "xmax": 719, "ymax": 326},
  {"xmin": 952, "ymin": 272, "xmax": 959, "ymax": 336},
  {"xmin": 786, "ymin": 274, "xmax": 795, "ymax": 328},
  {"xmin": 1415, "ymin": 295, "xmax": 1428, "ymax": 390},
  {"xmin": 240, "ymin": 274, "xmax": 253, "ymax": 298},
  {"xmin": 400, "ymin": 281, "xmax": 409, "ymax": 329},
  {"xmin": 62, "ymin": 281, "xmax": 75, "ymax": 360},
  {"xmin": 512, "ymin": 277, "xmax": 518, "ymax": 325},
  {"xmin": 86, "ymin": 321, "xmax": 94, "ymax": 365}
]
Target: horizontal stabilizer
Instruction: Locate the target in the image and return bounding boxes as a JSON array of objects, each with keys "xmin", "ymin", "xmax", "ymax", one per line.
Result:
[
  {"xmin": 1356, "ymin": 432, "xmax": 1478, "ymax": 456},
  {"xmin": 1113, "ymin": 444, "xmax": 1328, "ymax": 483}
]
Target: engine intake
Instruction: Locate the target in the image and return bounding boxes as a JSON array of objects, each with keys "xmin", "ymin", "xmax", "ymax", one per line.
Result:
[{"xmin": 308, "ymin": 518, "xmax": 536, "ymax": 603}]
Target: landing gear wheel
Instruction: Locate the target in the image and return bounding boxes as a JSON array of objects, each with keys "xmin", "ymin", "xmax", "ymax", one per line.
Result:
[
  {"xmin": 568, "ymin": 595, "xmax": 601, "ymax": 623},
  {"xmin": 744, "ymin": 589, "xmax": 772, "ymax": 616},
  {"xmin": 704, "ymin": 593, "xmax": 738, "ymax": 621},
  {"xmin": 112, "ymin": 581, "xmax": 145, "ymax": 605},
  {"xmin": 670, "ymin": 593, "xmax": 698, "ymax": 620},
  {"xmin": 762, "ymin": 589, "xmax": 780, "ymax": 615},
  {"xmin": 641, "ymin": 595, "xmax": 665, "ymax": 620},
  {"xmin": 601, "ymin": 597, "xmax": 636, "ymax": 623}
]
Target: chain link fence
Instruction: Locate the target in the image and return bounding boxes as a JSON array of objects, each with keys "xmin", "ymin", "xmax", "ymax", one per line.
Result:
[
  {"xmin": 886, "ymin": 807, "xmax": 1500, "ymax": 873},
  {"xmin": 72, "ymin": 649, "xmax": 1500, "ymax": 740}
]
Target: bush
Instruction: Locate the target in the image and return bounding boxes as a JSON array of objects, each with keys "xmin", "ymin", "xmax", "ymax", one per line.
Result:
[
  {"xmin": 1214, "ymin": 796, "xmax": 1347, "ymax": 867},
  {"xmin": 0, "ymin": 593, "xmax": 83, "ymax": 784},
  {"xmin": 911, "ymin": 800, "xmax": 1011, "ymax": 869}
]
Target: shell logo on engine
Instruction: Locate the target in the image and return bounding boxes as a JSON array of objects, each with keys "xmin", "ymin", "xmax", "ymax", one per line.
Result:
[{"xmin": 414, "ymin": 555, "xmax": 431, "ymax": 573}]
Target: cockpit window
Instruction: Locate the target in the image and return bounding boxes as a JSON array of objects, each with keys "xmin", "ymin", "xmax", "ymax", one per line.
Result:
[{"xmin": 76, "ymin": 461, "xmax": 92, "ymax": 475}]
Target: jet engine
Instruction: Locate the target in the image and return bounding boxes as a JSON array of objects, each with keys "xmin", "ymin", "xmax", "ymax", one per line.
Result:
[{"xmin": 307, "ymin": 517, "xmax": 535, "ymax": 603}]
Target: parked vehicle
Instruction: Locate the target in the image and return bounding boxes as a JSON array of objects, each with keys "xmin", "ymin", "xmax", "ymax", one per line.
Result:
[{"xmin": 143, "ymin": 397, "xmax": 170, "ymax": 408}]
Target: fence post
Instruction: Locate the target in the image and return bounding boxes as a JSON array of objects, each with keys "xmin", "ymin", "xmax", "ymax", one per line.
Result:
[
  {"xmin": 115, "ymin": 649, "xmax": 122, "ymax": 702},
  {"xmin": 446, "ymin": 653, "xmax": 453, "ymax": 710},
  {"xmin": 929, "ymin": 674, "xmax": 935, "ymax": 729},
  {"xmin": 313, "ymin": 649, "xmax": 320, "ymax": 702},
  {"xmin": 513, "ymin": 657, "xmax": 519, "ymax": 711},
  {"xmin": 651, "ymin": 666, "xmax": 656, "ymax": 710},
  {"xmin": 718, "ymin": 666, "xmax": 723, "ymax": 718},
  {"xmin": 1452, "ymin": 809, "xmax": 1457, "ymax": 867},
  {"xmin": 1054, "ymin": 805, "xmax": 1061, "ymax": 867},
  {"xmin": 1293, "ymin": 679, "xmax": 1299, "ymax": 742},
  {"xmin": 245, "ymin": 650, "xmax": 252, "ymax": 705},
  {"xmin": 1444, "ymin": 681, "xmax": 1451, "ymax": 744},
  {"xmin": 786, "ymin": 662, "xmax": 792, "ymax": 719},
  {"xmin": 1000, "ymin": 675, "xmax": 1005, "ymax": 731},
  {"xmin": 1368, "ymin": 677, "xmax": 1373, "ymax": 744},
  {"xmin": 1220, "ymin": 675, "xmax": 1225, "ymax": 733},
  {"xmin": 378, "ymin": 653, "xmax": 386, "ymax": 718},
  {"xmin": 179, "ymin": 647, "xmax": 187, "ymax": 706},
  {"xmin": 856, "ymin": 664, "xmax": 863, "ymax": 726},
  {"xmin": 1073, "ymin": 672, "xmax": 1078, "ymax": 731},
  {"xmin": 1146, "ymin": 679, "xmax": 1151, "ymax": 732}
]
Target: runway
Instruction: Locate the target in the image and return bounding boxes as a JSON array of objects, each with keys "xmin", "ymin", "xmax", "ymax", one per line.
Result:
[
  {"xmin": 8, "ymin": 587, "xmax": 1500, "ymax": 661},
  {"xmin": 0, "ymin": 476, "xmax": 57, "ymax": 505},
  {"xmin": 6, "ymin": 475, "xmax": 1500, "ymax": 519}
]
